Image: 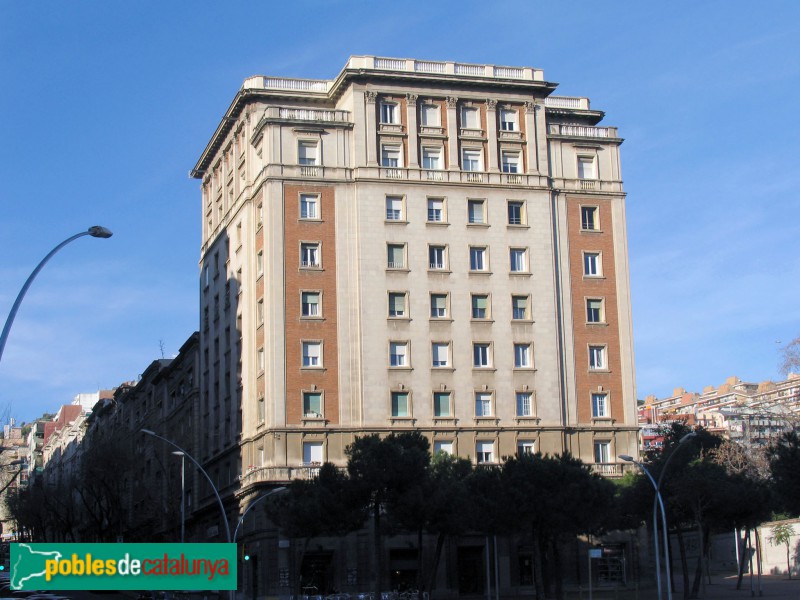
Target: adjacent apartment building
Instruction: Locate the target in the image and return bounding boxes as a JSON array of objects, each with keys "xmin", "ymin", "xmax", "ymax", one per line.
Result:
[{"xmin": 190, "ymin": 55, "xmax": 637, "ymax": 504}]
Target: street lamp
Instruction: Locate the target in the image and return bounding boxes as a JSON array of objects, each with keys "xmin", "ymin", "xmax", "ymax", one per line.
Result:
[
  {"xmin": 620, "ymin": 431, "xmax": 697, "ymax": 600},
  {"xmin": 140, "ymin": 429, "xmax": 231, "ymax": 543},
  {"xmin": 233, "ymin": 486, "xmax": 287, "ymax": 543},
  {"xmin": 172, "ymin": 451, "xmax": 185, "ymax": 543},
  {"xmin": 0, "ymin": 226, "xmax": 113, "ymax": 364}
]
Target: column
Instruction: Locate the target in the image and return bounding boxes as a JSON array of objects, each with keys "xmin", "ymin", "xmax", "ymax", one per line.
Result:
[
  {"xmin": 364, "ymin": 90, "xmax": 378, "ymax": 166},
  {"xmin": 446, "ymin": 96, "xmax": 459, "ymax": 170},
  {"xmin": 486, "ymin": 99, "xmax": 499, "ymax": 172},
  {"xmin": 406, "ymin": 93, "xmax": 419, "ymax": 168}
]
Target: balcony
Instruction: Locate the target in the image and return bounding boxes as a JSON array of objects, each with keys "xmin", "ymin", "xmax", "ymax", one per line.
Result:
[
  {"xmin": 591, "ymin": 463, "xmax": 627, "ymax": 478},
  {"xmin": 549, "ymin": 124, "xmax": 619, "ymax": 139},
  {"xmin": 243, "ymin": 76, "xmax": 330, "ymax": 94},
  {"xmin": 273, "ymin": 107, "xmax": 350, "ymax": 123},
  {"xmin": 347, "ymin": 56, "xmax": 545, "ymax": 82},
  {"xmin": 544, "ymin": 96, "xmax": 591, "ymax": 110}
]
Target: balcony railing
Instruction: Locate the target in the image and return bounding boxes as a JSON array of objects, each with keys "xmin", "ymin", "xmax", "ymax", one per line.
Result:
[
  {"xmin": 299, "ymin": 166, "xmax": 320, "ymax": 177},
  {"xmin": 591, "ymin": 463, "xmax": 625, "ymax": 477},
  {"xmin": 347, "ymin": 56, "xmax": 544, "ymax": 82},
  {"xmin": 275, "ymin": 107, "xmax": 350, "ymax": 122},
  {"xmin": 550, "ymin": 124, "xmax": 618, "ymax": 138},
  {"xmin": 243, "ymin": 76, "xmax": 331, "ymax": 93},
  {"xmin": 544, "ymin": 96, "xmax": 591, "ymax": 110}
]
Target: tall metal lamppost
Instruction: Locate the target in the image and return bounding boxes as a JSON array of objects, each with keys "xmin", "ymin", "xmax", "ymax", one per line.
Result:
[
  {"xmin": 0, "ymin": 226, "xmax": 113, "ymax": 364},
  {"xmin": 172, "ymin": 451, "xmax": 186, "ymax": 543},
  {"xmin": 620, "ymin": 431, "xmax": 697, "ymax": 600}
]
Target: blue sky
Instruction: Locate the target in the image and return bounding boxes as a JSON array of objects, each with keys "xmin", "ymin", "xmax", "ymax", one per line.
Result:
[{"xmin": 1, "ymin": 1, "xmax": 799, "ymax": 424}]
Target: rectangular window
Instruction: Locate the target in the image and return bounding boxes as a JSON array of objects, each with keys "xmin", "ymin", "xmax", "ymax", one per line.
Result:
[
  {"xmin": 594, "ymin": 441, "xmax": 610, "ymax": 463},
  {"xmin": 386, "ymin": 196, "xmax": 404, "ymax": 221},
  {"xmin": 476, "ymin": 441, "xmax": 494, "ymax": 464},
  {"xmin": 430, "ymin": 293, "xmax": 448, "ymax": 319},
  {"xmin": 473, "ymin": 343, "xmax": 491, "ymax": 368},
  {"xmin": 510, "ymin": 248, "xmax": 528, "ymax": 273},
  {"xmin": 298, "ymin": 141, "xmax": 318, "ymax": 166},
  {"xmin": 584, "ymin": 252, "xmax": 601, "ymax": 276},
  {"xmin": 382, "ymin": 145, "xmax": 401, "ymax": 167},
  {"xmin": 461, "ymin": 106, "xmax": 479, "ymax": 129},
  {"xmin": 468, "ymin": 199, "xmax": 486, "ymax": 224},
  {"xmin": 517, "ymin": 440, "xmax": 535, "ymax": 456},
  {"xmin": 501, "ymin": 151, "xmax": 520, "ymax": 173},
  {"xmin": 389, "ymin": 341, "xmax": 408, "ymax": 367},
  {"xmin": 586, "ymin": 298, "xmax": 604, "ymax": 323},
  {"xmin": 422, "ymin": 147, "xmax": 442, "ymax": 170},
  {"xmin": 300, "ymin": 243, "xmax": 320, "ymax": 268},
  {"xmin": 302, "ymin": 342, "xmax": 322, "ymax": 367},
  {"xmin": 512, "ymin": 295, "xmax": 529, "ymax": 320},
  {"xmin": 300, "ymin": 194, "xmax": 319, "ymax": 219},
  {"xmin": 581, "ymin": 206, "xmax": 599, "ymax": 231},
  {"xmin": 475, "ymin": 392, "xmax": 492, "ymax": 417},
  {"xmin": 471, "ymin": 294, "xmax": 489, "ymax": 319},
  {"xmin": 516, "ymin": 392, "xmax": 533, "ymax": 417},
  {"xmin": 500, "ymin": 108, "xmax": 518, "ymax": 131},
  {"xmin": 391, "ymin": 391, "xmax": 409, "ymax": 417},
  {"xmin": 388, "ymin": 292, "xmax": 407, "ymax": 318},
  {"xmin": 507, "ymin": 201, "xmax": 525, "ymax": 225},
  {"xmin": 578, "ymin": 156, "xmax": 596, "ymax": 179},
  {"xmin": 432, "ymin": 342, "xmax": 450, "ymax": 368},
  {"xmin": 257, "ymin": 397, "xmax": 265, "ymax": 423},
  {"xmin": 303, "ymin": 392, "xmax": 322, "ymax": 418},
  {"xmin": 434, "ymin": 440, "xmax": 453, "ymax": 455},
  {"xmin": 429, "ymin": 245, "xmax": 447, "ymax": 270},
  {"xmin": 514, "ymin": 343, "xmax": 532, "ymax": 368},
  {"xmin": 420, "ymin": 103, "xmax": 440, "ymax": 126},
  {"xmin": 427, "ymin": 198, "xmax": 445, "ymax": 222},
  {"xmin": 387, "ymin": 244, "xmax": 406, "ymax": 269},
  {"xmin": 592, "ymin": 393, "xmax": 608, "ymax": 418},
  {"xmin": 257, "ymin": 299, "xmax": 264, "ymax": 325},
  {"xmin": 256, "ymin": 251, "xmax": 264, "ymax": 276},
  {"xmin": 257, "ymin": 347, "xmax": 265, "ymax": 372},
  {"xmin": 434, "ymin": 392, "xmax": 451, "ymax": 417},
  {"xmin": 257, "ymin": 202, "xmax": 264, "ymax": 227},
  {"xmin": 469, "ymin": 247, "xmax": 487, "ymax": 271},
  {"xmin": 301, "ymin": 291, "xmax": 320, "ymax": 317},
  {"xmin": 380, "ymin": 102, "xmax": 399, "ymax": 124},
  {"xmin": 589, "ymin": 346, "xmax": 606, "ymax": 370},
  {"xmin": 462, "ymin": 149, "xmax": 482, "ymax": 172},
  {"xmin": 303, "ymin": 442, "xmax": 323, "ymax": 465}
]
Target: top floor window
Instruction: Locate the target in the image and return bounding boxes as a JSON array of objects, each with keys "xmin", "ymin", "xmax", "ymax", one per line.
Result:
[
  {"xmin": 460, "ymin": 106, "xmax": 479, "ymax": 129},
  {"xmin": 380, "ymin": 102, "xmax": 399, "ymax": 124},
  {"xmin": 462, "ymin": 149, "xmax": 483, "ymax": 172},
  {"xmin": 578, "ymin": 156, "xmax": 596, "ymax": 179},
  {"xmin": 499, "ymin": 108, "xmax": 518, "ymax": 131},
  {"xmin": 298, "ymin": 141, "xmax": 318, "ymax": 166},
  {"xmin": 420, "ymin": 103, "xmax": 440, "ymax": 127}
]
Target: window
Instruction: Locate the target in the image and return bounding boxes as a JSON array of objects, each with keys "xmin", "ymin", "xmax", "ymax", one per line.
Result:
[
  {"xmin": 303, "ymin": 442, "xmax": 323, "ymax": 465},
  {"xmin": 476, "ymin": 440, "xmax": 494, "ymax": 464},
  {"xmin": 589, "ymin": 346, "xmax": 606, "ymax": 370},
  {"xmin": 298, "ymin": 141, "xmax": 318, "ymax": 166},
  {"xmin": 434, "ymin": 392, "xmax": 451, "ymax": 417},
  {"xmin": 469, "ymin": 247, "xmax": 488, "ymax": 271},
  {"xmin": 584, "ymin": 252, "xmax": 602, "ymax": 276},
  {"xmin": 510, "ymin": 248, "xmax": 528, "ymax": 273},
  {"xmin": 420, "ymin": 103, "xmax": 440, "ymax": 126},
  {"xmin": 462, "ymin": 149, "xmax": 482, "ymax": 172},
  {"xmin": 586, "ymin": 299, "xmax": 604, "ymax": 323},
  {"xmin": 461, "ymin": 106, "xmax": 479, "ymax": 129},
  {"xmin": 516, "ymin": 392, "xmax": 533, "ymax": 417},
  {"xmin": 257, "ymin": 202, "xmax": 264, "ymax": 228},
  {"xmin": 303, "ymin": 392, "xmax": 322, "ymax": 418},
  {"xmin": 501, "ymin": 151, "xmax": 520, "ymax": 173},
  {"xmin": 507, "ymin": 201, "xmax": 525, "ymax": 225},
  {"xmin": 422, "ymin": 147, "xmax": 442, "ymax": 170},
  {"xmin": 499, "ymin": 108, "xmax": 518, "ymax": 131},
  {"xmin": 468, "ymin": 199, "xmax": 486, "ymax": 224},
  {"xmin": 257, "ymin": 347, "xmax": 265, "ymax": 372},
  {"xmin": 387, "ymin": 244, "xmax": 406, "ymax": 269},
  {"xmin": 427, "ymin": 198, "xmax": 445, "ymax": 222},
  {"xmin": 380, "ymin": 101, "xmax": 399, "ymax": 124},
  {"xmin": 257, "ymin": 397, "xmax": 265, "ymax": 423},
  {"xmin": 475, "ymin": 392, "xmax": 493, "ymax": 417},
  {"xmin": 434, "ymin": 440, "xmax": 454, "ymax": 455},
  {"xmin": 578, "ymin": 156, "xmax": 596, "ymax": 179},
  {"xmin": 429, "ymin": 245, "xmax": 447, "ymax": 270},
  {"xmin": 389, "ymin": 341, "xmax": 409, "ymax": 367},
  {"xmin": 257, "ymin": 299, "xmax": 264, "ymax": 325},
  {"xmin": 382, "ymin": 145, "xmax": 402, "ymax": 167},
  {"xmin": 256, "ymin": 251, "xmax": 264, "ymax": 276},
  {"xmin": 512, "ymin": 295, "xmax": 529, "ymax": 320},
  {"xmin": 594, "ymin": 441, "xmax": 610, "ymax": 464},
  {"xmin": 386, "ymin": 196, "xmax": 404, "ymax": 221},
  {"xmin": 432, "ymin": 342, "xmax": 450, "ymax": 368},
  {"xmin": 302, "ymin": 342, "xmax": 322, "ymax": 368},
  {"xmin": 471, "ymin": 294, "xmax": 490, "ymax": 319},
  {"xmin": 581, "ymin": 206, "xmax": 599, "ymax": 231},
  {"xmin": 517, "ymin": 440, "xmax": 535, "ymax": 456},
  {"xmin": 300, "ymin": 194, "xmax": 319, "ymax": 219},
  {"xmin": 391, "ymin": 391, "xmax": 410, "ymax": 417},
  {"xmin": 430, "ymin": 293, "xmax": 448, "ymax": 319},
  {"xmin": 300, "ymin": 243, "xmax": 320, "ymax": 268},
  {"xmin": 514, "ymin": 343, "xmax": 532, "ymax": 368},
  {"xmin": 592, "ymin": 393, "xmax": 609, "ymax": 418},
  {"xmin": 473, "ymin": 343, "xmax": 491, "ymax": 368},
  {"xmin": 388, "ymin": 292, "xmax": 407, "ymax": 318},
  {"xmin": 301, "ymin": 291, "xmax": 320, "ymax": 317}
]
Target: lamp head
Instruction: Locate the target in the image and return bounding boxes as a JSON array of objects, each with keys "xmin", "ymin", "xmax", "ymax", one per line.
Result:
[
  {"xmin": 172, "ymin": 451, "xmax": 185, "ymax": 456},
  {"xmin": 141, "ymin": 429, "xmax": 156, "ymax": 436},
  {"xmin": 618, "ymin": 455, "xmax": 634, "ymax": 462},
  {"xmin": 88, "ymin": 226, "xmax": 113, "ymax": 239}
]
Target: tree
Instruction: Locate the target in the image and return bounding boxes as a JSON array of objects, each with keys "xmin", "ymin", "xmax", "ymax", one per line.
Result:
[
  {"xmin": 780, "ymin": 336, "xmax": 800, "ymax": 375},
  {"xmin": 770, "ymin": 523, "xmax": 796, "ymax": 579},
  {"xmin": 768, "ymin": 431, "xmax": 800, "ymax": 517}
]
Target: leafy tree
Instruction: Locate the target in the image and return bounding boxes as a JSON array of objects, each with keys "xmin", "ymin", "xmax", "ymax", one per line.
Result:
[
  {"xmin": 768, "ymin": 431, "xmax": 800, "ymax": 517},
  {"xmin": 769, "ymin": 523, "xmax": 796, "ymax": 579}
]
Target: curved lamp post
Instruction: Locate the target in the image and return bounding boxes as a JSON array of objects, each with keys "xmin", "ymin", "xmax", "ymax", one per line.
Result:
[
  {"xmin": 621, "ymin": 431, "xmax": 696, "ymax": 600},
  {"xmin": 0, "ymin": 226, "xmax": 113, "ymax": 364},
  {"xmin": 233, "ymin": 486, "xmax": 287, "ymax": 543},
  {"xmin": 141, "ymin": 429, "xmax": 231, "ymax": 543}
]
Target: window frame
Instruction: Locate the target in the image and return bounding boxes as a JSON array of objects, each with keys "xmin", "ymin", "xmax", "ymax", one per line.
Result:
[
  {"xmin": 581, "ymin": 206, "xmax": 600, "ymax": 231},
  {"xmin": 428, "ymin": 244, "xmax": 448, "ymax": 271},
  {"xmin": 577, "ymin": 155, "xmax": 597, "ymax": 180},
  {"xmin": 501, "ymin": 150, "xmax": 521, "ymax": 174},
  {"xmin": 303, "ymin": 391, "xmax": 324, "ymax": 419},
  {"xmin": 302, "ymin": 441, "xmax": 324, "ymax": 466},
  {"xmin": 380, "ymin": 101, "xmax": 400, "ymax": 125},
  {"xmin": 421, "ymin": 146, "xmax": 443, "ymax": 170},
  {"xmin": 431, "ymin": 341, "xmax": 452, "ymax": 369},
  {"xmin": 434, "ymin": 440, "xmax": 454, "ymax": 455},
  {"xmin": 475, "ymin": 391, "xmax": 493, "ymax": 417},
  {"xmin": 514, "ymin": 343, "xmax": 533, "ymax": 369},
  {"xmin": 511, "ymin": 295, "xmax": 531, "ymax": 321},
  {"xmin": 475, "ymin": 440, "xmax": 495, "ymax": 464},
  {"xmin": 467, "ymin": 199, "xmax": 487, "ymax": 225},
  {"xmin": 589, "ymin": 345, "xmax": 607, "ymax": 371},
  {"xmin": 433, "ymin": 391, "xmax": 452, "ymax": 418},
  {"xmin": 516, "ymin": 391, "xmax": 534, "ymax": 417},
  {"xmin": 499, "ymin": 108, "xmax": 518, "ymax": 131},
  {"xmin": 301, "ymin": 290, "xmax": 322, "ymax": 319},
  {"xmin": 297, "ymin": 140, "xmax": 318, "ymax": 166},
  {"xmin": 385, "ymin": 195, "xmax": 406, "ymax": 222},
  {"xmin": 300, "ymin": 242, "xmax": 321, "ymax": 269},
  {"xmin": 387, "ymin": 243, "xmax": 407, "ymax": 270},
  {"xmin": 592, "ymin": 392, "xmax": 609, "ymax": 418},
  {"xmin": 469, "ymin": 246, "xmax": 489, "ymax": 272},
  {"xmin": 517, "ymin": 440, "xmax": 535, "ymax": 456},
  {"xmin": 429, "ymin": 293, "xmax": 450, "ymax": 319},
  {"xmin": 594, "ymin": 441, "xmax": 611, "ymax": 464},
  {"xmin": 389, "ymin": 341, "xmax": 410, "ymax": 368},
  {"xmin": 509, "ymin": 247, "xmax": 529, "ymax": 274},
  {"xmin": 420, "ymin": 103, "xmax": 440, "ymax": 127},
  {"xmin": 301, "ymin": 340, "xmax": 323, "ymax": 369},
  {"xmin": 427, "ymin": 197, "xmax": 446, "ymax": 223},
  {"xmin": 507, "ymin": 200, "xmax": 526, "ymax": 226},
  {"xmin": 460, "ymin": 105, "xmax": 480, "ymax": 129},
  {"xmin": 586, "ymin": 298, "xmax": 605, "ymax": 324},
  {"xmin": 583, "ymin": 251, "xmax": 602, "ymax": 277},
  {"xmin": 388, "ymin": 291, "xmax": 409, "ymax": 319},
  {"xmin": 471, "ymin": 294, "xmax": 491, "ymax": 320},
  {"xmin": 299, "ymin": 193, "xmax": 320, "ymax": 220},
  {"xmin": 472, "ymin": 342, "xmax": 493, "ymax": 369},
  {"xmin": 381, "ymin": 144, "xmax": 403, "ymax": 168},
  {"xmin": 391, "ymin": 390, "xmax": 411, "ymax": 418},
  {"xmin": 462, "ymin": 148, "xmax": 483, "ymax": 172}
]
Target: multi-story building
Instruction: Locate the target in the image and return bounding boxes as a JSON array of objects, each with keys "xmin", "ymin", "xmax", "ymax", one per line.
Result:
[{"xmin": 190, "ymin": 55, "xmax": 638, "ymax": 592}]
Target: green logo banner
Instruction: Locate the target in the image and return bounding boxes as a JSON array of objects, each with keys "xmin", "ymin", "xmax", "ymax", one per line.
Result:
[{"xmin": 10, "ymin": 543, "xmax": 237, "ymax": 590}]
